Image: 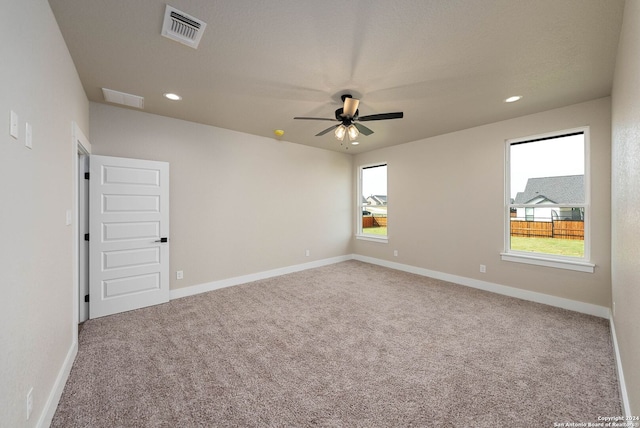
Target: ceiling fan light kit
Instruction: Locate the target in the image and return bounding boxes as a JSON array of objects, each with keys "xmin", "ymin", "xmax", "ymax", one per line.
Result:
[
  {"xmin": 347, "ymin": 124, "xmax": 359, "ymax": 140},
  {"xmin": 294, "ymin": 93, "xmax": 404, "ymax": 146}
]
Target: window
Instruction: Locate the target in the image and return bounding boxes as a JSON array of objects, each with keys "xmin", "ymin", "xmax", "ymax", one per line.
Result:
[
  {"xmin": 357, "ymin": 163, "xmax": 387, "ymax": 241},
  {"xmin": 502, "ymin": 128, "xmax": 594, "ymax": 272}
]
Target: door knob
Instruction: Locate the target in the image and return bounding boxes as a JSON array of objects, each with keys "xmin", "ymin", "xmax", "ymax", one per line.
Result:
[{"xmin": 155, "ymin": 237, "xmax": 168, "ymax": 243}]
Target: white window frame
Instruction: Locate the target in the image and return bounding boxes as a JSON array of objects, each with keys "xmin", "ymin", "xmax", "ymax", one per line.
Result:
[
  {"xmin": 501, "ymin": 127, "xmax": 595, "ymax": 273},
  {"xmin": 356, "ymin": 162, "xmax": 388, "ymax": 243}
]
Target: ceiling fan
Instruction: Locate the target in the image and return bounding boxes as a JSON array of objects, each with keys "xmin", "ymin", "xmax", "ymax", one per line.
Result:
[{"xmin": 294, "ymin": 94, "xmax": 403, "ymax": 141}]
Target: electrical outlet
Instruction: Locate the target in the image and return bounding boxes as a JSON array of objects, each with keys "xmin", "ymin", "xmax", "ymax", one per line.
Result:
[
  {"xmin": 480, "ymin": 264, "xmax": 486, "ymax": 273},
  {"xmin": 26, "ymin": 388, "xmax": 33, "ymax": 420},
  {"xmin": 613, "ymin": 301, "xmax": 616, "ymax": 317},
  {"xmin": 176, "ymin": 270, "xmax": 183, "ymax": 280},
  {"xmin": 393, "ymin": 250, "xmax": 398, "ymax": 257},
  {"xmin": 305, "ymin": 249, "xmax": 310, "ymax": 257}
]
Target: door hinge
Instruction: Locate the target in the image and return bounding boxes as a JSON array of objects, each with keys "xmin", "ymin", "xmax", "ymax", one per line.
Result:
[
  {"xmin": 84, "ymin": 233, "xmax": 89, "ymax": 241},
  {"xmin": 84, "ymin": 172, "xmax": 90, "ymax": 180},
  {"xmin": 84, "ymin": 294, "xmax": 89, "ymax": 303}
]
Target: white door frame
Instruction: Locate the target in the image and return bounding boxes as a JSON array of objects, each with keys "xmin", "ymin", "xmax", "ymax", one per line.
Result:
[
  {"xmin": 72, "ymin": 122, "xmax": 91, "ymax": 341},
  {"xmin": 78, "ymin": 154, "xmax": 90, "ymax": 322}
]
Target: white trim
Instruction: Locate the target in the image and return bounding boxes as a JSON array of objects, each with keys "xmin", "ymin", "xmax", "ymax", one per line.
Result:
[
  {"xmin": 37, "ymin": 341, "xmax": 78, "ymax": 428},
  {"xmin": 72, "ymin": 122, "xmax": 91, "ymax": 334},
  {"xmin": 504, "ymin": 127, "xmax": 592, "ymax": 266},
  {"xmin": 170, "ymin": 255, "xmax": 352, "ymax": 300},
  {"xmin": 355, "ymin": 235, "xmax": 388, "ymax": 243},
  {"xmin": 357, "ymin": 162, "xmax": 388, "ymax": 239},
  {"xmin": 583, "ymin": 127, "xmax": 592, "ymax": 261},
  {"xmin": 500, "ymin": 252, "xmax": 595, "ymax": 273},
  {"xmin": 352, "ymin": 254, "xmax": 609, "ymax": 318},
  {"xmin": 610, "ymin": 316, "xmax": 631, "ymax": 416}
]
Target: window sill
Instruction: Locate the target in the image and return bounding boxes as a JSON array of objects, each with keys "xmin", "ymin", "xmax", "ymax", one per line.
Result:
[
  {"xmin": 356, "ymin": 234, "xmax": 388, "ymax": 243},
  {"xmin": 500, "ymin": 252, "xmax": 595, "ymax": 273}
]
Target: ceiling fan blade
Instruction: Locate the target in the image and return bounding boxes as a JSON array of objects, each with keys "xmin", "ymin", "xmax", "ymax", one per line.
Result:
[
  {"xmin": 353, "ymin": 122, "xmax": 374, "ymax": 136},
  {"xmin": 343, "ymin": 97, "xmax": 360, "ymax": 118},
  {"xmin": 294, "ymin": 116, "xmax": 337, "ymax": 121},
  {"xmin": 358, "ymin": 112, "xmax": 404, "ymax": 121},
  {"xmin": 315, "ymin": 125, "xmax": 339, "ymax": 136}
]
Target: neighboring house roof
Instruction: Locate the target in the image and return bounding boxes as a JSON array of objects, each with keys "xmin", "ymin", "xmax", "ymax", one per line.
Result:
[
  {"xmin": 366, "ymin": 195, "xmax": 387, "ymax": 205},
  {"xmin": 514, "ymin": 175, "xmax": 584, "ymax": 204}
]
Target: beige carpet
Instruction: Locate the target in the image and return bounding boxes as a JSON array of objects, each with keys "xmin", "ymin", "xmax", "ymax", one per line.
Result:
[{"xmin": 52, "ymin": 260, "xmax": 621, "ymax": 427}]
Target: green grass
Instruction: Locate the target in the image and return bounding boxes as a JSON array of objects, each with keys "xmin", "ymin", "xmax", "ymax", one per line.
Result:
[
  {"xmin": 359, "ymin": 231, "xmax": 582, "ymax": 255},
  {"xmin": 510, "ymin": 236, "xmax": 584, "ymax": 257},
  {"xmin": 363, "ymin": 227, "xmax": 387, "ymax": 236}
]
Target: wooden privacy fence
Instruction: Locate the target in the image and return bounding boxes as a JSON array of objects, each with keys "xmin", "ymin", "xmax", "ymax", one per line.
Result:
[
  {"xmin": 362, "ymin": 216, "xmax": 387, "ymax": 228},
  {"xmin": 510, "ymin": 220, "xmax": 584, "ymax": 240}
]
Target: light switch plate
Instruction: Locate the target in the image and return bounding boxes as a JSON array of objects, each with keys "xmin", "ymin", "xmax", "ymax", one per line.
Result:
[
  {"xmin": 10, "ymin": 110, "xmax": 18, "ymax": 139},
  {"xmin": 25, "ymin": 122, "xmax": 32, "ymax": 149}
]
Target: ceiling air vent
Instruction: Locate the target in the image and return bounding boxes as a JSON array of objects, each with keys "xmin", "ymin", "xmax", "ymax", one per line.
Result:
[
  {"xmin": 161, "ymin": 5, "xmax": 207, "ymax": 49},
  {"xmin": 102, "ymin": 88, "xmax": 144, "ymax": 109}
]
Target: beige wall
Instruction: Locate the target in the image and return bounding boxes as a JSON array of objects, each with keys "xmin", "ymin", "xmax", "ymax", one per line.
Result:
[
  {"xmin": 354, "ymin": 97, "xmax": 612, "ymax": 307},
  {"xmin": 0, "ymin": 0, "xmax": 89, "ymax": 426},
  {"xmin": 89, "ymin": 103, "xmax": 353, "ymax": 290},
  {"xmin": 611, "ymin": 0, "xmax": 640, "ymax": 415},
  {"xmin": 1, "ymin": 1, "xmax": 634, "ymax": 424}
]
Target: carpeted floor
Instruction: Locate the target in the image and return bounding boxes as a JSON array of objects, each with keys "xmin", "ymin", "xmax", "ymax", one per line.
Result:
[{"xmin": 52, "ymin": 260, "xmax": 621, "ymax": 427}]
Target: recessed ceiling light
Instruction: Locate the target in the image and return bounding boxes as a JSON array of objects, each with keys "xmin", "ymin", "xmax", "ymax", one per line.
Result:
[
  {"xmin": 163, "ymin": 93, "xmax": 182, "ymax": 101},
  {"xmin": 505, "ymin": 95, "xmax": 522, "ymax": 103},
  {"xmin": 351, "ymin": 141, "xmax": 360, "ymax": 145}
]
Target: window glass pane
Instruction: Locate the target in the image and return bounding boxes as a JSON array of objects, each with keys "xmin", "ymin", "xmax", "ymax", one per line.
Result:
[
  {"xmin": 509, "ymin": 133, "xmax": 585, "ymax": 257},
  {"xmin": 510, "ymin": 134, "xmax": 584, "ymax": 196},
  {"xmin": 361, "ymin": 164, "xmax": 387, "ymax": 236}
]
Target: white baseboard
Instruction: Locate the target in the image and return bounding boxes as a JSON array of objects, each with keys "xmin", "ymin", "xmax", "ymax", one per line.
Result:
[
  {"xmin": 610, "ymin": 316, "xmax": 631, "ymax": 416},
  {"xmin": 38, "ymin": 339, "xmax": 78, "ymax": 428},
  {"xmin": 170, "ymin": 255, "xmax": 353, "ymax": 300},
  {"xmin": 352, "ymin": 255, "xmax": 610, "ymax": 318}
]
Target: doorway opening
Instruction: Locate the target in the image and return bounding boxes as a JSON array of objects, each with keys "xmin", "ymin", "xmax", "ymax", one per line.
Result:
[{"xmin": 73, "ymin": 122, "xmax": 91, "ymax": 332}]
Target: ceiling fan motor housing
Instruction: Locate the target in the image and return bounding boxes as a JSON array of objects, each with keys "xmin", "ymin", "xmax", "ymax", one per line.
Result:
[{"xmin": 335, "ymin": 107, "xmax": 359, "ymax": 121}]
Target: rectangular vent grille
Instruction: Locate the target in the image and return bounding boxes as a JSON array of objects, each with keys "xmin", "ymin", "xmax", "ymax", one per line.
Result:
[
  {"xmin": 170, "ymin": 12, "xmax": 200, "ymax": 39},
  {"xmin": 162, "ymin": 5, "xmax": 207, "ymax": 49},
  {"xmin": 102, "ymin": 88, "xmax": 144, "ymax": 109}
]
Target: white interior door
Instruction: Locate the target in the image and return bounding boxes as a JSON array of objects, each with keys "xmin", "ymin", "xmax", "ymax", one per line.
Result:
[{"xmin": 89, "ymin": 155, "xmax": 170, "ymax": 319}]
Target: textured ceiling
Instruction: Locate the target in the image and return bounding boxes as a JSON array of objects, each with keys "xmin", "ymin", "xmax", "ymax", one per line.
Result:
[{"xmin": 48, "ymin": 0, "xmax": 624, "ymax": 154}]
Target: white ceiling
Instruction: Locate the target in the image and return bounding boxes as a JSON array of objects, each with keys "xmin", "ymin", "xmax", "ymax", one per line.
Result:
[{"xmin": 48, "ymin": 0, "xmax": 624, "ymax": 154}]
